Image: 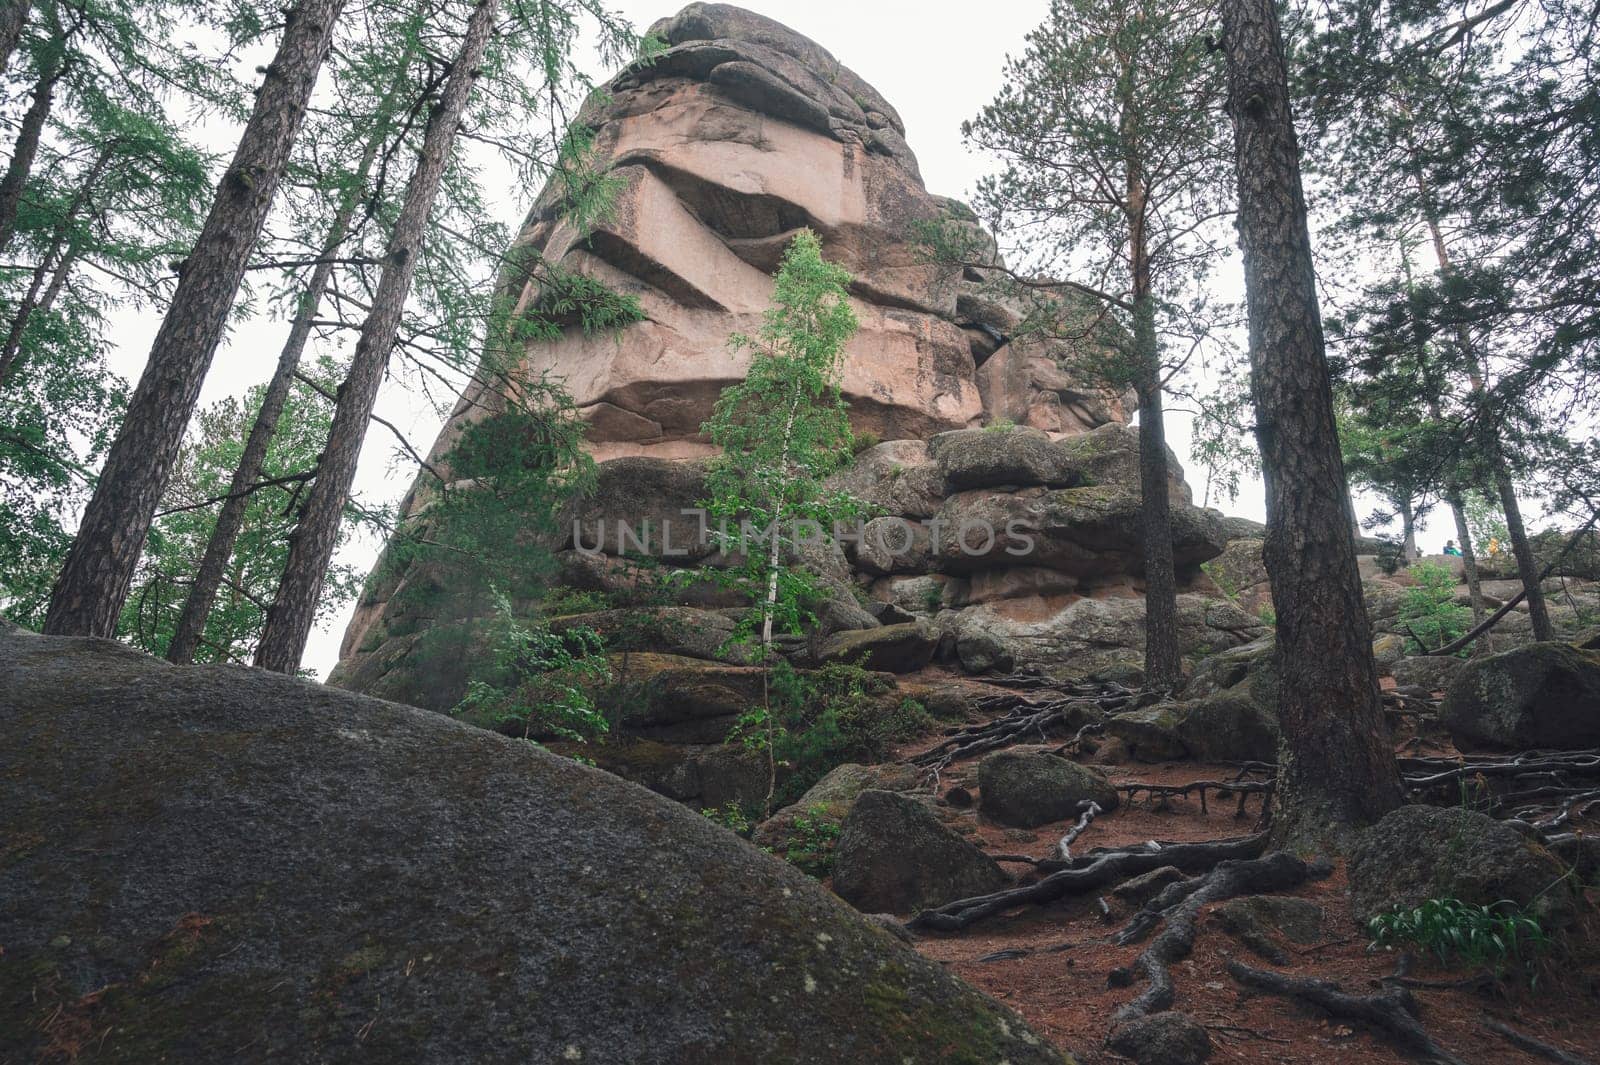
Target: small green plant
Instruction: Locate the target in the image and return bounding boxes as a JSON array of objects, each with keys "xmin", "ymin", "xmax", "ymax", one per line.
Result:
[
  {"xmin": 785, "ymin": 805, "xmax": 842, "ymax": 877},
  {"xmin": 852, "ymin": 430, "xmax": 882, "ymax": 455},
  {"xmin": 1367, "ymin": 897, "xmax": 1551, "ymax": 980},
  {"xmin": 1399, "ymin": 559, "xmax": 1470, "ymax": 654},
  {"xmin": 921, "ymin": 583, "xmax": 944, "ymax": 614},
  {"xmin": 542, "ymin": 587, "xmax": 612, "ymax": 616},
  {"xmin": 701, "ymin": 801, "xmax": 755, "ymax": 836},
  {"xmin": 1202, "ymin": 559, "xmax": 1240, "ymax": 602},
  {"xmin": 1374, "ymin": 536, "xmax": 1407, "ymax": 576},
  {"xmin": 1257, "ymin": 604, "xmax": 1276, "ymax": 627},
  {"xmin": 983, "ymin": 417, "xmax": 1017, "ymax": 433},
  {"xmin": 453, "ymin": 595, "xmax": 612, "ymax": 743}
]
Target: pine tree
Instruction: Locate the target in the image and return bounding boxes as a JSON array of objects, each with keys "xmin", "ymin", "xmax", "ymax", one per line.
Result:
[
  {"xmin": 958, "ymin": 0, "xmax": 1233, "ymax": 689},
  {"xmin": 1220, "ymin": 0, "xmax": 1403, "ymax": 846},
  {"xmin": 43, "ymin": 0, "xmax": 346, "ymax": 637},
  {"xmin": 254, "ymin": 0, "xmax": 501, "ymax": 672}
]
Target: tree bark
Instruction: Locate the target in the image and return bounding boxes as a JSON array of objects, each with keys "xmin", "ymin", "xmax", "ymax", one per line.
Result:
[
  {"xmin": 167, "ymin": 62, "xmax": 409, "ymax": 664},
  {"xmin": 255, "ymin": 0, "xmax": 499, "ymax": 673},
  {"xmin": 1447, "ymin": 495, "xmax": 1486, "ymax": 631},
  {"xmin": 42, "ymin": 0, "xmax": 346, "ymax": 638},
  {"xmin": 1220, "ymin": 0, "xmax": 1403, "ymax": 847},
  {"xmin": 0, "ymin": 3, "xmax": 70, "ymax": 254},
  {"xmin": 1134, "ymin": 297, "xmax": 1181, "ymax": 689},
  {"xmin": 1399, "ymin": 498, "xmax": 1417, "ymax": 560},
  {"xmin": 0, "ymin": 0, "xmax": 27, "ymax": 83}
]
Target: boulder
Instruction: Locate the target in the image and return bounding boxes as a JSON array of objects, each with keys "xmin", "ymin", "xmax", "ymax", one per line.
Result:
[
  {"xmin": 1348, "ymin": 805, "xmax": 1580, "ymax": 929},
  {"xmin": 1107, "ymin": 705, "xmax": 1189, "ymax": 762},
  {"xmin": 928, "ymin": 425, "xmax": 1087, "ymax": 491},
  {"xmin": 607, "ymin": 653, "xmax": 770, "ymax": 743},
  {"xmin": 751, "ymin": 762, "xmax": 921, "ymax": 852},
  {"xmin": 1213, "ymin": 895, "xmax": 1324, "ymax": 963},
  {"xmin": 1107, "ymin": 1012, "xmax": 1212, "ymax": 1065},
  {"xmin": 1371, "ymin": 632, "xmax": 1407, "ymax": 672},
  {"xmin": 815, "ymin": 620, "xmax": 938, "ymax": 673},
  {"xmin": 549, "ymin": 606, "xmax": 749, "ymax": 663},
  {"xmin": 1440, "ymin": 642, "xmax": 1600, "ymax": 750},
  {"xmin": 1390, "ymin": 654, "xmax": 1466, "ymax": 693},
  {"xmin": 827, "ymin": 440, "xmax": 945, "ymax": 521},
  {"xmin": 583, "ymin": 738, "xmax": 770, "ymax": 811},
  {"xmin": 1173, "ymin": 689, "xmax": 1279, "ymax": 764},
  {"xmin": 977, "ymin": 750, "xmax": 1119, "ymax": 828},
  {"xmin": 0, "ymin": 629, "xmax": 1062, "ymax": 1064},
  {"xmin": 832, "ymin": 790, "xmax": 1010, "ymax": 913}
]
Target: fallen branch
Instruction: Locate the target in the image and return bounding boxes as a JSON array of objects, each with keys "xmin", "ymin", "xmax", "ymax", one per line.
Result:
[
  {"xmin": 1226, "ymin": 960, "xmax": 1467, "ymax": 1065},
  {"xmin": 1055, "ymin": 800, "xmax": 1101, "ymax": 861},
  {"xmin": 1110, "ymin": 853, "xmax": 1309, "ymax": 1021},
  {"xmin": 908, "ymin": 833, "xmax": 1270, "ymax": 933}
]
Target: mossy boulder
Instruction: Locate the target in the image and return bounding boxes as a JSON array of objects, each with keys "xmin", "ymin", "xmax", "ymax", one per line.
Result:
[
  {"xmin": 1107, "ymin": 704, "xmax": 1189, "ymax": 762},
  {"xmin": 928, "ymin": 425, "xmax": 1087, "ymax": 491},
  {"xmin": 1440, "ymin": 641, "xmax": 1600, "ymax": 750},
  {"xmin": 1172, "ymin": 689, "xmax": 1279, "ymax": 763},
  {"xmin": 832, "ymin": 790, "xmax": 1010, "ymax": 914},
  {"xmin": 815, "ymin": 620, "xmax": 938, "ymax": 674},
  {"xmin": 1107, "ymin": 1011, "xmax": 1212, "ymax": 1065},
  {"xmin": 977, "ymin": 750, "xmax": 1119, "ymax": 828},
  {"xmin": 1391, "ymin": 654, "xmax": 1466, "ymax": 693},
  {"xmin": 1348, "ymin": 806, "xmax": 1581, "ymax": 930},
  {"xmin": 752, "ymin": 762, "xmax": 920, "ymax": 853},
  {"xmin": 0, "ymin": 629, "xmax": 1064, "ymax": 1064}
]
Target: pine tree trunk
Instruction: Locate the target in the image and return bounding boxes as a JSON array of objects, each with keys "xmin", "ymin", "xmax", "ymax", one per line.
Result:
[
  {"xmin": 255, "ymin": 0, "xmax": 500, "ymax": 673},
  {"xmin": 1419, "ymin": 210, "xmax": 1552, "ymax": 641},
  {"xmin": 1448, "ymin": 495, "xmax": 1486, "ymax": 627},
  {"xmin": 0, "ymin": 0, "xmax": 27, "ymax": 82},
  {"xmin": 167, "ymin": 71, "xmax": 407, "ymax": 665},
  {"xmin": 0, "ymin": 6, "xmax": 70, "ymax": 254},
  {"xmin": 1134, "ymin": 297, "xmax": 1181, "ymax": 689},
  {"xmin": 1495, "ymin": 467, "xmax": 1554, "ymax": 641},
  {"xmin": 1400, "ymin": 499, "xmax": 1416, "ymax": 560},
  {"xmin": 42, "ymin": 0, "xmax": 346, "ymax": 638},
  {"xmin": 1221, "ymin": 0, "xmax": 1403, "ymax": 846}
]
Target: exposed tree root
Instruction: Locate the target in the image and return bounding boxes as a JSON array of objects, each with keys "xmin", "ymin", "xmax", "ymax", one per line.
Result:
[
  {"xmin": 913, "ymin": 681, "xmax": 1151, "ymax": 777},
  {"xmin": 1483, "ymin": 1019, "xmax": 1599, "ymax": 1065},
  {"xmin": 1054, "ymin": 799, "xmax": 1102, "ymax": 861},
  {"xmin": 1108, "ymin": 852, "xmax": 1309, "ymax": 1021},
  {"xmin": 907, "ymin": 832, "xmax": 1269, "ymax": 933},
  {"xmin": 1119, "ymin": 767, "xmax": 1275, "ymax": 819},
  {"xmin": 1400, "ymin": 750, "xmax": 1600, "ymax": 832},
  {"xmin": 1225, "ymin": 960, "xmax": 1468, "ymax": 1065}
]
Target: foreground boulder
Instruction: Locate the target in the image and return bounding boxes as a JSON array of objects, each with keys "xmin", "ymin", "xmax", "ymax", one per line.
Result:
[
  {"xmin": 832, "ymin": 790, "xmax": 1010, "ymax": 913},
  {"xmin": 1107, "ymin": 1012, "xmax": 1212, "ymax": 1065},
  {"xmin": 0, "ymin": 630, "xmax": 1062, "ymax": 1064},
  {"xmin": 1440, "ymin": 641, "xmax": 1600, "ymax": 750},
  {"xmin": 1348, "ymin": 805, "xmax": 1580, "ymax": 930},
  {"xmin": 977, "ymin": 749, "xmax": 1119, "ymax": 828}
]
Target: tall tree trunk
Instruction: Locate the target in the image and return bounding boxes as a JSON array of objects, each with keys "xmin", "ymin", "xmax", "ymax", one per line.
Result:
[
  {"xmin": 43, "ymin": 0, "xmax": 346, "ymax": 638},
  {"xmin": 0, "ymin": 0, "xmax": 27, "ymax": 82},
  {"xmin": 167, "ymin": 62, "xmax": 410, "ymax": 665},
  {"xmin": 1419, "ymin": 213, "xmax": 1552, "ymax": 641},
  {"xmin": 1494, "ymin": 467, "xmax": 1554, "ymax": 640},
  {"xmin": 1133, "ymin": 296, "xmax": 1180, "ymax": 689},
  {"xmin": 1399, "ymin": 498, "xmax": 1416, "ymax": 560},
  {"xmin": 1221, "ymin": 0, "xmax": 1403, "ymax": 847},
  {"xmin": 255, "ymin": 0, "xmax": 499, "ymax": 673},
  {"xmin": 0, "ymin": 3, "xmax": 70, "ymax": 253}
]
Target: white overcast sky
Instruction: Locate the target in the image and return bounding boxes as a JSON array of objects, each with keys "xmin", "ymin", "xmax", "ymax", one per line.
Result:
[{"xmin": 100, "ymin": 0, "xmax": 1449, "ymax": 678}]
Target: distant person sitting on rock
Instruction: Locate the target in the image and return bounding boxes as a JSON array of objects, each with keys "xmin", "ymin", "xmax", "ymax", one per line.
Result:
[
  {"xmin": 1443, "ymin": 540, "xmax": 1462, "ymax": 556},
  {"xmin": 1488, "ymin": 536, "xmax": 1502, "ymax": 557}
]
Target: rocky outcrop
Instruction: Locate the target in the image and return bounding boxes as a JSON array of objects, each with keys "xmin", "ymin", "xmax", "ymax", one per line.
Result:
[
  {"xmin": 1440, "ymin": 642, "xmax": 1600, "ymax": 750},
  {"xmin": 0, "ymin": 628, "xmax": 1062, "ymax": 1064},
  {"xmin": 1348, "ymin": 805, "xmax": 1580, "ymax": 930},
  {"xmin": 832, "ymin": 789, "xmax": 1010, "ymax": 913}
]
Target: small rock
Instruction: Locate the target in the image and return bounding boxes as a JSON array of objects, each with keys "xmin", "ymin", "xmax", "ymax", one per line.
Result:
[
  {"xmin": 1107, "ymin": 1011, "xmax": 1212, "ymax": 1065},
  {"xmin": 943, "ymin": 785, "xmax": 974, "ymax": 808},
  {"xmin": 1372, "ymin": 632, "xmax": 1408, "ymax": 671},
  {"xmin": 977, "ymin": 750, "xmax": 1119, "ymax": 828}
]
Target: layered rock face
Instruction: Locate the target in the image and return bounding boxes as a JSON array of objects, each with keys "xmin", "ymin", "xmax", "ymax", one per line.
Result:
[
  {"xmin": 501, "ymin": 2, "xmax": 1128, "ymax": 461},
  {"xmin": 332, "ymin": 5, "xmax": 1264, "ymax": 804}
]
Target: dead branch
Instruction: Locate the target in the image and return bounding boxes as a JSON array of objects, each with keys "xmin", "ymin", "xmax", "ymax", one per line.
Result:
[{"xmin": 1056, "ymin": 800, "xmax": 1102, "ymax": 861}]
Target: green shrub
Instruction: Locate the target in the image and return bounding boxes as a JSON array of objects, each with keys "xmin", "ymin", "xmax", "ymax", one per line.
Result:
[
  {"xmin": 983, "ymin": 417, "xmax": 1017, "ymax": 433},
  {"xmin": 1368, "ymin": 897, "xmax": 1551, "ymax": 981},
  {"xmin": 1399, "ymin": 560, "xmax": 1470, "ymax": 654},
  {"xmin": 701, "ymin": 801, "xmax": 755, "ymax": 836},
  {"xmin": 542, "ymin": 587, "xmax": 612, "ymax": 616},
  {"xmin": 453, "ymin": 596, "xmax": 612, "ymax": 744},
  {"xmin": 785, "ymin": 805, "xmax": 842, "ymax": 877},
  {"xmin": 851, "ymin": 430, "xmax": 882, "ymax": 455}
]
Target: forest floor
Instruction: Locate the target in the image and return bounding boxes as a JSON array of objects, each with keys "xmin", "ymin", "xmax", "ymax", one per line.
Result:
[{"xmin": 849, "ymin": 677, "xmax": 1600, "ymax": 1065}]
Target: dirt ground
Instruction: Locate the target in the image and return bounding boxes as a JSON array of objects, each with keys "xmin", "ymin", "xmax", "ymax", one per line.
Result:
[{"xmin": 865, "ymin": 688, "xmax": 1600, "ymax": 1065}]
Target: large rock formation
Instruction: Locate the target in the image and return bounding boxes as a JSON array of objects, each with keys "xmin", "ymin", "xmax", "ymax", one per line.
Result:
[
  {"xmin": 331, "ymin": 4, "xmax": 1265, "ymax": 804},
  {"xmin": 0, "ymin": 628, "xmax": 1064, "ymax": 1064}
]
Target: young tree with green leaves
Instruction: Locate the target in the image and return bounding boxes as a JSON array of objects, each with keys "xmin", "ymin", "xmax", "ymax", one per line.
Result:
[
  {"xmin": 702, "ymin": 229, "xmax": 860, "ymax": 810},
  {"xmin": 1221, "ymin": 0, "xmax": 1403, "ymax": 846},
  {"xmin": 958, "ymin": 0, "xmax": 1233, "ymax": 689},
  {"xmin": 44, "ymin": 0, "xmax": 346, "ymax": 638}
]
